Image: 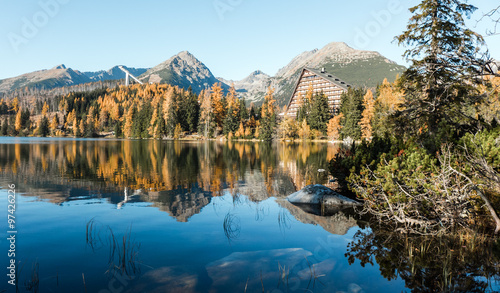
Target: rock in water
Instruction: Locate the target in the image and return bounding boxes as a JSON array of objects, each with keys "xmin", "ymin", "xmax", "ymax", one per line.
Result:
[{"xmin": 287, "ymin": 184, "xmax": 361, "ymax": 206}]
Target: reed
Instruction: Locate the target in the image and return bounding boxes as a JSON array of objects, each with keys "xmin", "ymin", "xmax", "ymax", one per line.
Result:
[
  {"xmin": 24, "ymin": 261, "xmax": 39, "ymax": 293},
  {"xmin": 223, "ymin": 212, "xmax": 240, "ymax": 243}
]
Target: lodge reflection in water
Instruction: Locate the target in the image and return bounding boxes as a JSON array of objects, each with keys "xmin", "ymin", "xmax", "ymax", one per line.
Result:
[{"xmin": 0, "ymin": 139, "xmax": 340, "ymax": 220}]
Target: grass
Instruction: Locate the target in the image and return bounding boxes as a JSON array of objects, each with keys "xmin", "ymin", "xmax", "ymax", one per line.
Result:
[
  {"xmin": 223, "ymin": 212, "xmax": 241, "ymax": 243},
  {"xmin": 85, "ymin": 219, "xmax": 142, "ymax": 279},
  {"xmin": 24, "ymin": 261, "xmax": 39, "ymax": 293},
  {"xmin": 106, "ymin": 226, "xmax": 141, "ymax": 278}
]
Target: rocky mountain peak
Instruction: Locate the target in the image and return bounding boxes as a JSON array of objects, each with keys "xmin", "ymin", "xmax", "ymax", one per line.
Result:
[
  {"xmin": 52, "ymin": 64, "xmax": 67, "ymax": 70},
  {"xmin": 139, "ymin": 51, "xmax": 224, "ymax": 93}
]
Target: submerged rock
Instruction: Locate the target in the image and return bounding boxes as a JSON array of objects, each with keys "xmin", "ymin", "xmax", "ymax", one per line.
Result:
[{"xmin": 287, "ymin": 184, "xmax": 361, "ymax": 206}]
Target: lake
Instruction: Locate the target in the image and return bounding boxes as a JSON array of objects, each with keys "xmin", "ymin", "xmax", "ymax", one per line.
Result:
[{"xmin": 1, "ymin": 137, "xmax": 499, "ymax": 293}]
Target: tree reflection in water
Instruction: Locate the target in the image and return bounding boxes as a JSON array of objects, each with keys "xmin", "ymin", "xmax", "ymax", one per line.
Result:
[{"xmin": 346, "ymin": 226, "xmax": 500, "ymax": 292}]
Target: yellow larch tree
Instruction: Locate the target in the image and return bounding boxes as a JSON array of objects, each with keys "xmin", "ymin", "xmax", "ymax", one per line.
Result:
[
  {"xmin": 50, "ymin": 115, "xmax": 59, "ymax": 134},
  {"xmin": 199, "ymin": 89, "xmax": 213, "ymax": 138},
  {"xmin": 162, "ymin": 86, "xmax": 175, "ymax": 124},
  {"xmin": 14, "ymin": 108, "xmax": 22, "ymax": 132},
  {"xmin": 359, "ymin": 90, "xmax": 375, "ymax": 140},
  {"xmin": 327, "ymin": 113, "xmax": 344, "ymax": 141},
  {"xmin": 73, "ymin": 118, "xmax": 79, "ymax": 136},
  {"xmin": 234, "ymin": 122, "xmax": 245, "ymax": 138},
  {"xmin": 41, "ymin": 101, "xmax": 49, "ymax": 117},
  {"xmin": 123, "ymin": 106, "xmax": 135, "ymax": 138},
  {"xmin": 211, "ymin": 83, "xmax": 225, "ymax": 128},
  {"xmin": 306, "ymin": 83, "xmax": 314, "ymax": 102},
  {"xmin": 11, "ymin": 97, "xmax": 19, "ymax": 113},
  {"xmin": 79, "ymin": 119, "xmax": 86, "ymax": 137},
  {"xmin": 298, "ymin": 119, "xmax": 311, "ymax": 140}
]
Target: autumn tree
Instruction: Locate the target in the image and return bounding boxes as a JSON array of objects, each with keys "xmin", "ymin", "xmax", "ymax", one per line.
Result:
[
  {"xmin": 73, "ymin": 118, "xmax": 79, "ymax": 137},
  {"xmin": 50, "ymin": 115, "xmax": 59, "ymax": 135},
  {"xmin": 298, "ymin": 119, "xmax": 311, "ymax": 140},
  {"xmin": 278, "ymin": 116, "xmax": 298, "ymax": 139},
  {"xmin": 198, "ymin": 89, "xmax": 214, "ymax": 138},
  {"xmin": 11, "ymin": 97, "xmax": 19, "ymax": 113},
  {"xmin": 41, "ymin": 101, "xmax": 49, "ymax": 116},
  {"xmin": 14, "ymin": 109, "xmax": 22, "ymax": 133},
  {"xmin": 359, "ymin": 90, "xmax": 375, "ymax": 140},
  {"xmin": 211, "ymin": 83, "xmax": 226, "ymax": 132},
  {"xmin": 327, "ymin": 113, "xmax": 344, "ymax": 141},
  {"xmin": 123, "ymin": 106, "xmax": 136, "ymax": 138}
]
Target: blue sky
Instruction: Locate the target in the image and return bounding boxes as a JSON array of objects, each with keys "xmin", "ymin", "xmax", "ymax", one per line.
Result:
[{"xmin": 0, "ymin": 0, "xmax": 498, "ymax": 80}]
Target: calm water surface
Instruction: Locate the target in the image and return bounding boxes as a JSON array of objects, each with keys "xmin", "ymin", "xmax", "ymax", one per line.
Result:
[{"xmin": 0, "ymin": 138, "xmax": 499, "ymax": 292}]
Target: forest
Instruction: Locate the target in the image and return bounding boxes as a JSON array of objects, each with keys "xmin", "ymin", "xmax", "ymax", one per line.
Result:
[{"xmin": 0, "ymin": 78, "xmax": 385, "ymax": 142}]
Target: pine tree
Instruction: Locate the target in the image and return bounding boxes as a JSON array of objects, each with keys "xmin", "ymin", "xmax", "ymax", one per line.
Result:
[
  {"xmin": 38, "ymin": 116, "xmax": 50, "ymax": 137},
  {"xmin": 339, "ymin": 88, "xmax": 365, "ymax": 140},
  {"xmin": 396, "ymin": 0, "xmax": 490, "ymax": 135},
  {"xmin": 259, "ymin": 87, "xmax": 277, "ymax": 141},
  {"xmin": 359, "ymin": 90, "xmax": 375, "ymax": 140},
  {"xmin": 165, "ymin": 92, "xmax": 179, "ymax": 136},
  {"xmin": 239, "ymin": 98, "xmax": 249, "ymax": 121},
  {"xmin": 308, "ymin": 92, "xmax": 330, "ymax": 133},
  {"xmin": 1, "ymin": 118, "xmax": 8, "ymax": 136},
  {"xmin": 184, "ymin": 91, "xmax": 200, "ymax": 133}
]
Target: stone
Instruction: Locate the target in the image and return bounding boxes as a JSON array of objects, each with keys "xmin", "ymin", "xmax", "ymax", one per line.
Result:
[{"xmin": 287, "ymin": 184, "xmax": 361, "ymax": 206}]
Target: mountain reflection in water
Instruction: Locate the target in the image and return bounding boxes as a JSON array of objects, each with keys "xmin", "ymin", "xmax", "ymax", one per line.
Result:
[{"xmin": 0, "ymin": 138, "xmax": 499, "ymax": 292}]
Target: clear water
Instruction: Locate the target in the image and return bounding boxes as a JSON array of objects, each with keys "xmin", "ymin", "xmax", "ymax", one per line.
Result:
[{"xmin": 0, "ymin": 138, "xmax": 498, "ymax": 293}]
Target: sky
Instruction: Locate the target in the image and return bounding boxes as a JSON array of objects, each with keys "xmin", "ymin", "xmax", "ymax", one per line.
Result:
[{"xmin": 0, "ymin": 0, "xmax": 498, "ymax": 80}]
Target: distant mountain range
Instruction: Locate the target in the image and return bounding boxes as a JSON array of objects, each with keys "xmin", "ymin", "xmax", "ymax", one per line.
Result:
[{"xmin": 0, "ymin": 42, "xmax": 408, "ymax": 105}]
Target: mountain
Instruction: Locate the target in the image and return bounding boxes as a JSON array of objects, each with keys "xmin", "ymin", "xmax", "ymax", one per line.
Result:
[
  {"xmin": 84, "ymin": 66, "xmax": 148, "ymax": 82},
  {"xmin": 0, "ymin": 64, "xmax": 92, "ymax": 92},
  {"xmin": 232, "ymin": 42, "xmax": 406, "ymax": 106},
  {"xmin": 0, "ymin": 43, "xmax": 406, "ymax": 104},
  {"xmin": 0, "ymin": 64, "xmax": 149, "ymax": 93},
  {"xmin": 139, "ymin": 51, "xmax": 228, "ymax": 93},
  {"xmin": 217, "ymin": 70, "xmax": 271, "ymax": 102}
]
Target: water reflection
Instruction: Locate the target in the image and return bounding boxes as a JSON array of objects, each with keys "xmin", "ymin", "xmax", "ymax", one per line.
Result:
[
  {"xmin": 1, "ymin": 138, "xmax": 499, "ymax": 292},
  {"xmin": 346, "ymin": 226, "xmax": 500, "ymax": 292},
  {"xmin": 0, "ymin": 139, "xmax": 337, "ymax": 212}
]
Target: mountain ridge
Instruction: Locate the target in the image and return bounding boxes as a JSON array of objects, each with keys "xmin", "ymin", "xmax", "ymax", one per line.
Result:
[{"xmin": 0, "ymin": 42, "xmax": 408, "ymax": 106}]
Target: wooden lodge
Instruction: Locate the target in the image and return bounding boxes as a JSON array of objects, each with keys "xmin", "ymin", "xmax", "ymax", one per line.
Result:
[{"xmin": 285, "ymin": 67, "xmax": 350, "ymax": 117}]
